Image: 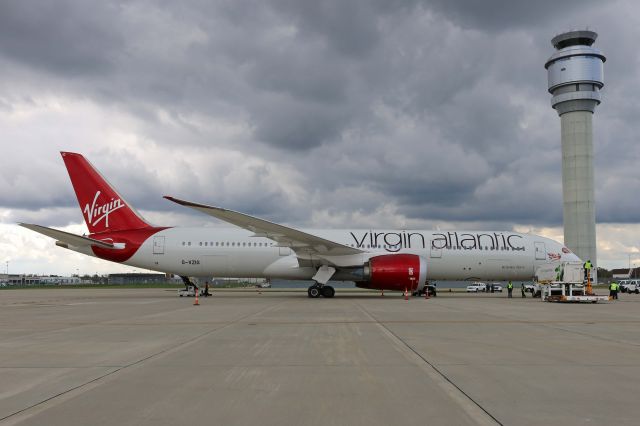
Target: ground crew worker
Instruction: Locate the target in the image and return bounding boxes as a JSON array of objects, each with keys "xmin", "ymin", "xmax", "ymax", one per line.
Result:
[
  {"xmin": 555, "ymin": 264, "xmax": 564, "ymax": 281},
  {"xmin": 507, "ymin": 281, "xmax": 513, "ymax": 298},
  {"xmin": 584, "ymin": 259, "xmax": 593, "ymax": 281},
  {"xmin": 609, "ymin": 281, "xmax": 619, "ymax": 299},
  {"xmin": 521, "ymin": 283, "xmax": 526, "ymax": 298},
  {"xmin": 432, "ymin": 283, "xmax": 437, "ymax": 297},
  {"xmin": 204, "ymin": 281, "xmax": 212, "ymax": 297}
]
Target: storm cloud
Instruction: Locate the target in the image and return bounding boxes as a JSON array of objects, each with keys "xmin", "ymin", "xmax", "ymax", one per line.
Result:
[{"xmin": 1, "ymin": 0, "xmax": 639, "ymax": 273}]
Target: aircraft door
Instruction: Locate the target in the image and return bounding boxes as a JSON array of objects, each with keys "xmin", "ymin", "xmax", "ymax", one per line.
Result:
[
  {"xmin": 430, "ymin": 240, "xmax": 442, "ymax": 258},
  {"xmin": 534, "ymin": 242, "xmax": 546, "ymax": 260},
  {"xmin": 153, "ymin": 236, "xmax": 165, "ymax": 254}
]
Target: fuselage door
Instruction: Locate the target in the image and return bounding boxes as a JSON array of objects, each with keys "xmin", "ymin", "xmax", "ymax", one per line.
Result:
[
  {"xmin": 534, "ymin": 242, "xmax": 546, "ymax": 260},
  {"xmin": 430, "ymin": 239, "xmax": 442, "ymax": 258},
  {"xmin": 153, "ymin": 236, "xmax": 165, "ymax": 255}
]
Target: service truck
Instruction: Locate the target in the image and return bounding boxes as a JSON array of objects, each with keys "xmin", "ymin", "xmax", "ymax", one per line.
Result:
[{"xmin": 534, "ymin": 262, "xmax": 608, "ymax": 303}]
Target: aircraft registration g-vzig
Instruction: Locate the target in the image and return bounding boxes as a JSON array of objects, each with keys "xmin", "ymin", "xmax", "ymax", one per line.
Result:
[{"xmin": 20, "ymin": 152, "xmax": 580, "ymax": 298}]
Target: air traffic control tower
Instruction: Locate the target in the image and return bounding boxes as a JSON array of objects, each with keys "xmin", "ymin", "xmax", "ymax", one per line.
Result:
[{"xmin": 545, "ymin": 30, "xmax": 605, "ymax": 279}]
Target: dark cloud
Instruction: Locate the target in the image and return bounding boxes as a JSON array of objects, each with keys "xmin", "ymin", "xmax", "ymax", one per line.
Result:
[
  {"xmin": 424, "ymin": 0, "xmax": 604, "ymax": 32},
  {"xmin": 0, "ymin": 1, "xmax": 122, "ymax": 75},
  {"xmin": 0, "ymin": 0, "xmax": 638, "ymax": 236},
  {"xmin": 270, "ymin": 0, "xmax": 385, "ymax": 57}
]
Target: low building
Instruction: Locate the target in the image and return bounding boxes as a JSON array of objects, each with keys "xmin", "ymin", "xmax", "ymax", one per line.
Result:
[
  {"xmin": 611, "ymin": 268, "xmax": 640, "ymax": 280},
  {"xmin": 0, "ymin": 274, "xmax": 81, "ymax": 286},
  {"xmin": 107, "ymin": 273, "xmax": 168, "ymax": 285}
]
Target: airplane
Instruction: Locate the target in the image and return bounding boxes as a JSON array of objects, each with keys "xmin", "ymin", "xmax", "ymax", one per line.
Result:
[{"xmin": 20, "ymin": 152, "xmax": 581, "ymax": 298}]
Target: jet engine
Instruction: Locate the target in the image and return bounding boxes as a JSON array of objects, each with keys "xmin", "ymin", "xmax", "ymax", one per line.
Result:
[{"xmin": 354, "ymin": 254, "xmax": 427, "ymax": 292}]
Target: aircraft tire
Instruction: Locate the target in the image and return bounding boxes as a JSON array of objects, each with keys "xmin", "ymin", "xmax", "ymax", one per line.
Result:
[
  {"xmin": 308, "ymin": 286, "xmax": 321, "ymax": 298},
  {"xmin": 321, "ymin": 286, "xmax": 335, "ymax": 298}
]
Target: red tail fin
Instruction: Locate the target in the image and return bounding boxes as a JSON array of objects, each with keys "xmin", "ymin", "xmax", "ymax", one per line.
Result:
[{"xmin": 61, "ymin": 152, "xmax": 150, "ymax": 234}]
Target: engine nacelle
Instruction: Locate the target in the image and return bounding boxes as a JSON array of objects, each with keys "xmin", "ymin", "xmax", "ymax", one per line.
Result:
[{"xmin": 355, "ymin": 254, "xmax": 427, "ymax": 292}]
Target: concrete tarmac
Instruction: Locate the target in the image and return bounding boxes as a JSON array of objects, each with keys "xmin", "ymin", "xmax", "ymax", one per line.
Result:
[{"xmin": 1, "ymin": 288, "xmax": 639, "ymax": 425}]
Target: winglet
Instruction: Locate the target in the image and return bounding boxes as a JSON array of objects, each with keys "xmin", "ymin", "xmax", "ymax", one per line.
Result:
[
  {"xmin": 163, "ymin": 195, "xmax": 189, "ymax": 206},
  {"xmin": 164, "ymin": 196, "xmax": 224, "ymax": 210}
]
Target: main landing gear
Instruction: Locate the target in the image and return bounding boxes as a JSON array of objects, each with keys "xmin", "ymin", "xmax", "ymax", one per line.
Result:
[
  {"xmin": 307, "ymin": 283, "xmax": 335, "ymax": 298},
  {"xmin": 308, "ymin": 265, "xmax": 336, "ymax": 298}
]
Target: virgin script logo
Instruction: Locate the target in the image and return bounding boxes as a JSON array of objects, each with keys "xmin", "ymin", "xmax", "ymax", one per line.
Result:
[{"xmin": 84, "ymin": 191, "xmax": 124, "ymax": 228}]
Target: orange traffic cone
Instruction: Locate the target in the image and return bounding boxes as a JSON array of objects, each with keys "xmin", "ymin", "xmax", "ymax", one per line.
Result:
[
  {"xmin": 404, "ymin": 288, "xmax": 408, "ymax": 301},
  {"xmin": 381, "ymin": 289, "xmax": 384, "ymax": 297},
  {"xmin": 425, "ymin": 288, "xmax": 430, "ymax": 299},
  {"xmin": 193, "ymin": 288, "xmax": 200, "ymax": 306}
]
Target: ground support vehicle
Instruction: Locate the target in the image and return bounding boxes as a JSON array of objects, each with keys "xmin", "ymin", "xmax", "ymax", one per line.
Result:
[
  {"xmin": 620, "ymin": 279, "xmax": 640, "ymax": 294},
  {"xmin": 535, "ymin": 261, "xmax": 607, "ymax": 302},
  {"xmin": 466, "ymin": 282, "xmax": 487, "ymax": 293},
  {"xmin": 487, "ymin": 283, "xmax": 503, "ymax": 292},
  {"xmin": 542, "ymin": 282, "xmax": 609, "ymax": 303},
  {"xmin": 178, "ymin": 285, "xmax": 205, "ymax": 297},
  {"xmin": 414, "ymin": 284, "xmax": 437, "ymax": 297}
]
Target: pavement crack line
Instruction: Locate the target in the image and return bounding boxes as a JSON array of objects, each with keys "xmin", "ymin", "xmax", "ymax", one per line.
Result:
[
  {"xmin": 1, "ymin": 300, "xmax": 286, "ymax": 425},
  {"xmin": 437, "ymin": 301, "xmax": 640, "ymax": 349},
  {"xmin": 355, "ymin": 302, "xmax": 503, "ymax": 426},
  {"xmin": 534, "ymin": 323, "xmax": 640, "ymax": 348}
]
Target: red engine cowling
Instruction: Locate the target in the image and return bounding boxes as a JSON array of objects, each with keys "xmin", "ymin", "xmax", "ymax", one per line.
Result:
[{"xmin": 355, "ymin": 254, "xmax": 427, "ymax": 292}]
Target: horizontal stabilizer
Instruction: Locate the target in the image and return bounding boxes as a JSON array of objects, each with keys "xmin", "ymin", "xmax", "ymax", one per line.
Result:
[{"xmin": 19, "ymin": 223, "xmax": 116, "ymax": 249}]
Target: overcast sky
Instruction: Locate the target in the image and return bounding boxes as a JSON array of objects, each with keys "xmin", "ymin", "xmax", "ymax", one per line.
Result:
[{"xmin": 1, "ymin": 0, "xmax": 639, "ymax": 275}]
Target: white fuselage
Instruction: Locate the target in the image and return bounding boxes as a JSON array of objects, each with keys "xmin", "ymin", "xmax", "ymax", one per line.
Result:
[{"xmin": 72, "ymin": 228, "xmax": 579, "ymax": 283}]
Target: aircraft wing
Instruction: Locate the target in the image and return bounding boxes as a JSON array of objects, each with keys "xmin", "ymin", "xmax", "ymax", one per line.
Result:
[
  {"xmin": 164, "ymin": 196, "xmax": 364, "ymax": 256},
  {"xmin": 19, "ymin": 223, "xmax": 115, "ymax": 249}
]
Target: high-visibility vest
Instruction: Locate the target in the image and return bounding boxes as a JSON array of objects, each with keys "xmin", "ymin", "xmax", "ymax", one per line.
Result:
[
  {"xmin": 585, "ymin": 261, "xmax": 593, "ymax": 270},
  {"xmin": 610, "ymin": 282, "xmax": 618, "ymax": 290},
  {"xmin": 507, "ymin": 282, "xmax": 513, "ymax": 289}
]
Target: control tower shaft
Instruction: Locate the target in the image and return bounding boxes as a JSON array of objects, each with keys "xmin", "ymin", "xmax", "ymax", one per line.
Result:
[{"xmin": 545, "ymin": 30, "xmax": 605, "ymax": 281}]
